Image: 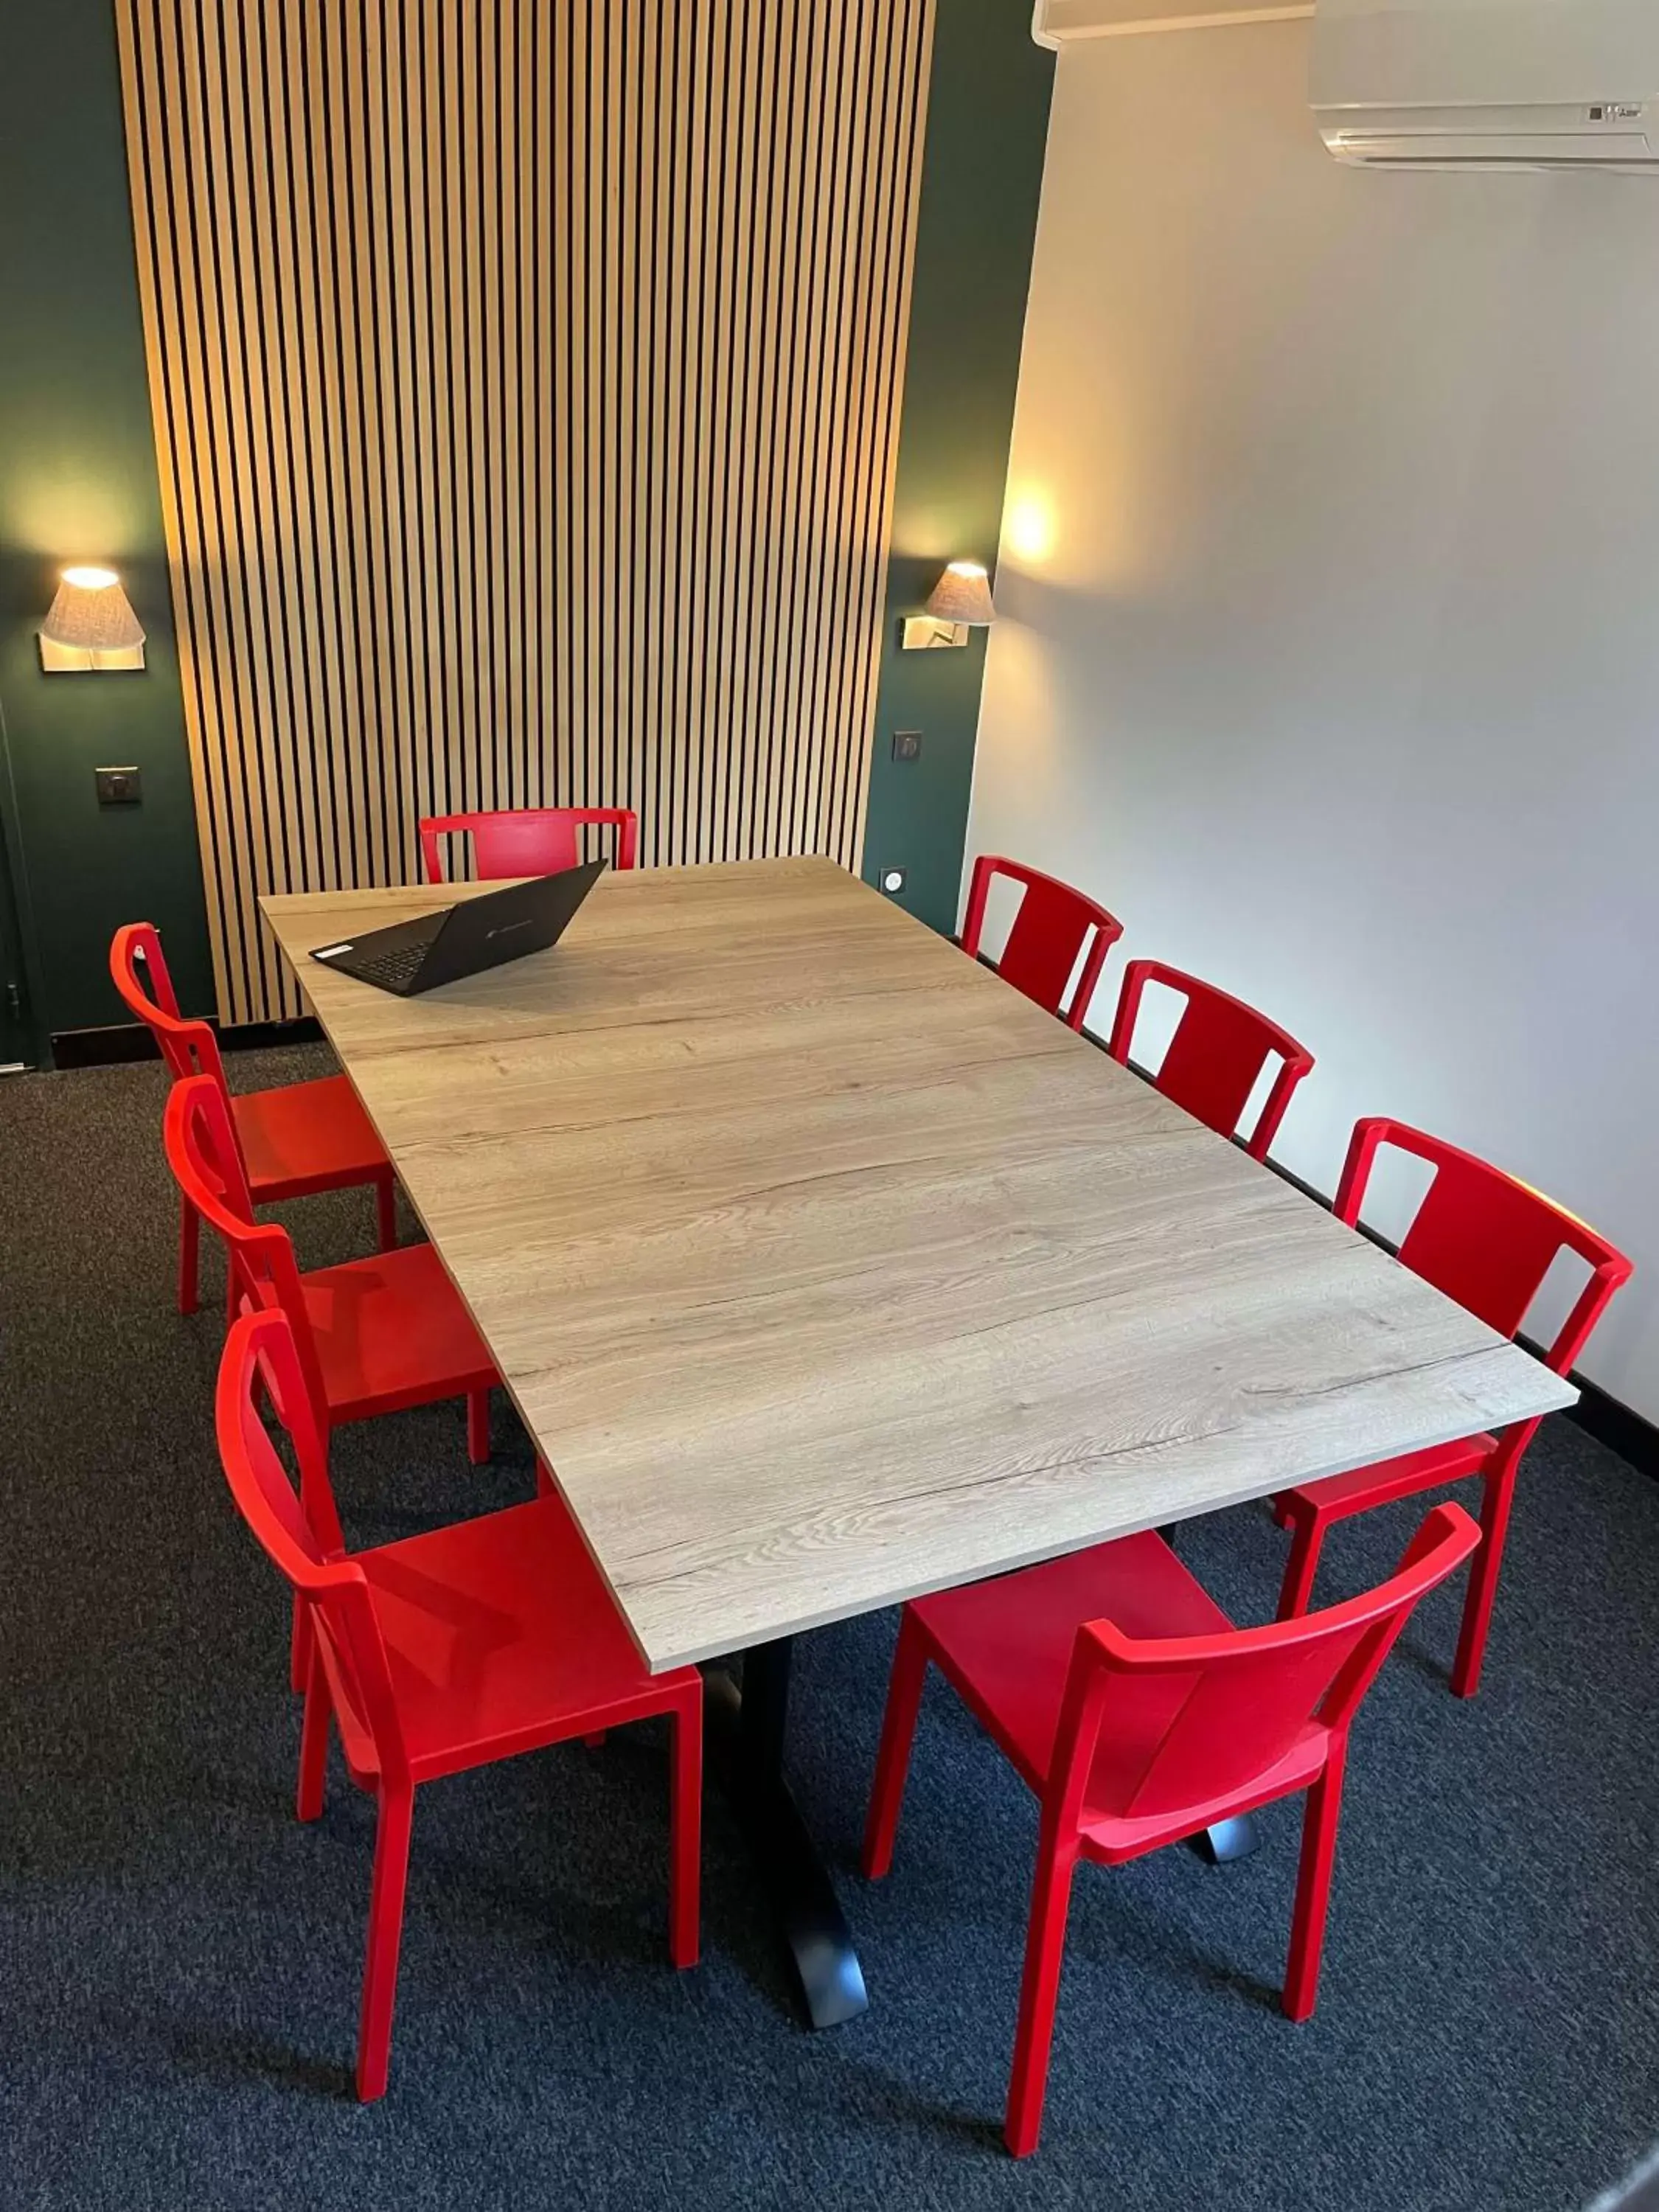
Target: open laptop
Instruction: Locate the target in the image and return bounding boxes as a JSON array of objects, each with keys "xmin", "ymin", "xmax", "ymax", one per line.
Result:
[{"xmin": 307, "ymin": 859, "xmax": 606, "ymax": 996}]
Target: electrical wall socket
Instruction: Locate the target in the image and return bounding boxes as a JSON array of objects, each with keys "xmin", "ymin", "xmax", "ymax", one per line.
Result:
[
  {"xmin": 95, "ymin": 766, "xmax": 142, "ymax": 807},
  {"xmin": 891, "ymin": 728, "xmax": 922, "ymax": 762}
]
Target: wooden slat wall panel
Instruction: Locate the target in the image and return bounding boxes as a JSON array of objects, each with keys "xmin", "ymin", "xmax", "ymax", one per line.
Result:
[{"xmin": 116, "ymin": 0, "xmax": 934, "ymax": 1023}]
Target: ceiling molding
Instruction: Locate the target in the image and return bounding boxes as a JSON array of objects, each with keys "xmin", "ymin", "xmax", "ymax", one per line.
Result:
[{"xmin": 1032, "ymin": 0, "xmax": 1315, "ymax": 46}]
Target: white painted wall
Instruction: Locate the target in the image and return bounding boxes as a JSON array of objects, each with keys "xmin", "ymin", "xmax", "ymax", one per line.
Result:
[{"xmin": 970, "ymin": 20, "xmax": 1659, "ymax": 1416}]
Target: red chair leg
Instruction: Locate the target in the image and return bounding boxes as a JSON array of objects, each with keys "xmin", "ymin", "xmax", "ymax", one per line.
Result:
[
  {"xmin": 357, "ymin": 1784, "xmax": 414, "ymax": 2102},
  {"xmin": 1277, "ymin": 1507, "xmax": 1329, "ymax": 1621},
  {"xmin": 296, "ymin": 1648, "xmax": 330, "ymax": 1823},
  {"xmin": 290, "ymin": 1592, "xmax": 313, "ymax": 1694},
  {"xmin": 1283, "ymin": 1739, "xmax": 1347, "ymax": 2022},
  {"xmin": 1004, "ymin": 1832, "xmax": 1080, "ymax": 2158},
  {"xmin": 862, "ymin": 1612, "xmax": 931, "ymax": 1879},
  {"xmin": 178, "ymin": 1194, "xmax": 200, "ymax": 1316},
  {"xmin": 1450, "ymin": 1464, "xmax": 1517, "ymax": 1700},
  {"xmin": 375, "ymin": 1171, "xmax": 397, "ymax": 1252},
  {"xmin": 467, "ymin": 1388, "xmax": 490, "ymax": 1465},
  {"xmin": 669, "ymin": 1692, "xmax": 703, "ymax": 1969}
]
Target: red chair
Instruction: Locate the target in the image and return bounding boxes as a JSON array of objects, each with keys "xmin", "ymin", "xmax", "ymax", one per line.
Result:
[
  {"xmin": 1107, "ymin": 959, "xmax": 1314, "ymax": 1161},
  {"xmin": 959, "ymin": 855, "xmax": 1123, "ymax": 1032},
  {"xmin": 1273, "ymin": 1117, "xmax": 1632, "ymax": 1697},
  {"xmin": 863, "ymin": 1503, "xmax": 1480, "ymax": 2157},
  {"xmin": 216, "ymin": 1307, "xmax": 702, "ymax": 2100},
  {"xmin": 111, "ymin": 922, "xmax": 395, "ymax": 1315},
  {"xmin": 418, "ymin": 806, "xmax": 639, "ymax": 883},
  {"xmin": 163, "ymin": 1074, "xmax": 497, "ymax": 1466}
]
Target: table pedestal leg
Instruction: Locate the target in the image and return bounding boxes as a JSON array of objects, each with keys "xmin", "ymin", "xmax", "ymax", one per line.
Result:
[
  {"xmin": 703, "ymin": 1641, "xmax": 869, "ymax": 2031},
  {"xmin": 1192, "ymin": 1815, "xmax": 1260, "ymax": 1863}
]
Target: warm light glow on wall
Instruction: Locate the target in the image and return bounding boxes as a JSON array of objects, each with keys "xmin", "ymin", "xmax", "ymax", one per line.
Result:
[{"xmin": 1004, "ymin": 493, "xmax": 1056, "ymax": 566}]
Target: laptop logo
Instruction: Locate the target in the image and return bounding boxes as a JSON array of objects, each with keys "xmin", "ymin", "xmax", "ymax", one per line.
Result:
[{"xmin": 485, "ymin": 918, "xmax": 538, "ymax": 940}]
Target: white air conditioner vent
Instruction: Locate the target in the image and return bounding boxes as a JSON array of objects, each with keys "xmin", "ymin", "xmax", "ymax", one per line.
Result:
[{"xmin": 1312, "ymin": 0, "xmax": 1659, "ymax": 173}]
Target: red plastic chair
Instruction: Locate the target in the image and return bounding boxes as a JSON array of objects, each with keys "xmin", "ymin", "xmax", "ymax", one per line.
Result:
[
  {"xmin": 863, "ymin": 1503, "xmax": 1480, "ymax": 2157},
  {"xmin": 1273, "ymin": 1117, "xmax": 1632, "ymax": 1697},
  {"xmin": 1107, "ymin": 959, "xmax": 1315, "ymax": 1161},
  {"xmin": 215, "ymin": 1307, "xmax": 702, "ymax": 2099},
  {"xmin": 111, "ymin": 922, "xmax": 395, "ymax": 1315},
  {"xmin": 959, "ymin": 855, "xmax": 1124, "ymax": 1032},
  {"xmin": 418, "ymin": 806, "xmax": 639, "ymax": 883},
  {"xmin": 163, "ymin": 1074, "xmax": 497, "ymax": 1465}
]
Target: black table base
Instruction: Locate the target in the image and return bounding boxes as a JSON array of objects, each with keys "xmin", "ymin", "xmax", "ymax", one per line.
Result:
[
  {"xmin": 1192, "ymin": 1813, "xmax": 1259, "ymax": 1863},
  {"xmin": 703, "ymin": 1640, "xmax": 869, "ymax": 2031}
]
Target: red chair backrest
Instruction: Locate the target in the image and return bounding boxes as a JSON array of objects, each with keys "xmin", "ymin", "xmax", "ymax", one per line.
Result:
[
  {"xmin": 959, "ymin": 855, "xmax": 1124, "ymax": 1032},
  {"xmin": 162, "ymin": 1075, "xmax": 328, "ymax": 1413},
  {"xmin": 110, "ymin": 922, "xmax": 230, "ymax": 1093},
  {"xmin": 216, "ymin": 1308, "xmax": 408, "ymax": 1787},
  {"xmin": 1107, "ymin": 959, "xmax": 1314, "ymax": 1161},
  {"xmin": 1061, "ymin": 1504, "xmax": 1479, "ymax": 1831},
  {"xmin": 418, "ymin": 807, "xmax": 639, "ymax": 883},
  {"xmin": 1335, "ymin": 1118, "xmax": 1632, "ymax": 1380}
]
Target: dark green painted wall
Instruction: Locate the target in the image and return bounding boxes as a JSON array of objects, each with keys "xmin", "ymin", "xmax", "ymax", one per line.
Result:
[
  {"xmin": 0, "ymin": 0, "xmax": 212, "ymax": 1050},
  {"xmin": 860, "ymin": 0, "xmax": 1054, "ymax": 935}
]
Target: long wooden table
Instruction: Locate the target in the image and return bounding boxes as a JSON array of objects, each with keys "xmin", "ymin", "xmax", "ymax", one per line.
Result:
[{"xmin": 262, "ymin": 857, "xmax": 1573, "ymax": 2020}]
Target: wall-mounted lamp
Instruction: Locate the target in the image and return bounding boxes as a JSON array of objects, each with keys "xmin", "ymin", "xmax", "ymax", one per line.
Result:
[
  {"xmin": 900, "ymin": 560, "xmax": 995, "ymax": 650},
  {"xmin": 38, "ymin": 566, "xmax": 147, "ymax": 673}
]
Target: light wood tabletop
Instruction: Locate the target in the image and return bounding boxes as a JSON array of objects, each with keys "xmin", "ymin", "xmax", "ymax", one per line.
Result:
[{"xmin": 262, "ymin": 858, "xmax": 1574, "ymax": 1672}]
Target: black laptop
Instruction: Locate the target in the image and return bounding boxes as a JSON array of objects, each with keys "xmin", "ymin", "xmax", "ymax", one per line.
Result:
[{"xmin": 308, "ymin": 860, "xmax": 606, "ymax": 996}]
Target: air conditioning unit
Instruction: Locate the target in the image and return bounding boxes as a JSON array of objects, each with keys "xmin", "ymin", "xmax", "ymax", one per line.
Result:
[{"xmin": 1312, "ymin": 0, "xmax": 1659, "ymax": 172}]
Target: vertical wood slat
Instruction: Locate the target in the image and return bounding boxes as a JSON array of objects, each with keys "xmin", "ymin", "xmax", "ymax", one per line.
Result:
[{"xmin": 115, "ymin": 0, "xmax": 933, "ymax": 1025}]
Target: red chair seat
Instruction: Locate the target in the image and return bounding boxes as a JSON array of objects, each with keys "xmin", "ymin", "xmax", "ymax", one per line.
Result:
[
  {"xmin": 917, "ymin": 1534, "xmax": 1228, "ymax": 1787},
  {"xmin": 1282, "ymin": 1433, "xmax": 1496, "ymax": 1526},
  {"xmin": 302, "ymin": 1244, "xmax": 494, "ymax": 1423},
  {"xmin": 232, "ymin": 1075, "xmax": 386, "ymax": 1200},
  {"xmin": 915, "ymin": 1535, "xmax": 1326, "ymax": 1857},
  {"xmin": 344, "ymin": 1498, "xmax": 675, "ymax": 1784}
]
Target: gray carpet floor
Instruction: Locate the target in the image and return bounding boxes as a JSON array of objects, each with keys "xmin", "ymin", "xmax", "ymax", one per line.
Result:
[{"xmin": 3, "ymin": 1046, "xmax": 1658, "ymax": 2211}]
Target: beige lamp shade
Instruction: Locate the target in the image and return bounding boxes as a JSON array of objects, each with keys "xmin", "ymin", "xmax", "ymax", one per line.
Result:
[
  {"xmin": 922, "ymin": 560, "xmax": 995, "ymax": 627},
  {"xmin": 39, "ymin": 567, "xmax": 146, "ymax": 671}
]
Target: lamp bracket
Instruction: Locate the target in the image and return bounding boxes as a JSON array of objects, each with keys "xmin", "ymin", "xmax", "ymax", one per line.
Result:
[
  {"xmin": 38, "ymin": 636, "xmax": 146, "ymax": 673},
  {"xmin": 899, "ymin": 616, "xmax": 969, "ymax": 652}
]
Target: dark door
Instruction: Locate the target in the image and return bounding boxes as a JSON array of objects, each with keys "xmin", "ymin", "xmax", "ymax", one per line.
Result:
[
  {"xmin": 0, "ymin": 708, "xmax": 38, "ymax": 1068},
  {"xmin": 0, "ymin": 865, "xmax": 31, "ymax": 1066}
]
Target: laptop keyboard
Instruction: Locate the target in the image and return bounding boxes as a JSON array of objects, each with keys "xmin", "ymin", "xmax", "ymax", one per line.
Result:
[{"xmin": 349, "ymin": 941, "xmax": 431, "ymax": 992}]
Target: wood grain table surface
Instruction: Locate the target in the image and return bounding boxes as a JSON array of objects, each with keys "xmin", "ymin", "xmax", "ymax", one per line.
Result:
[{"xmin": 262, "ymin": 857, "xmax": 1573, "ymax": 1672}]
